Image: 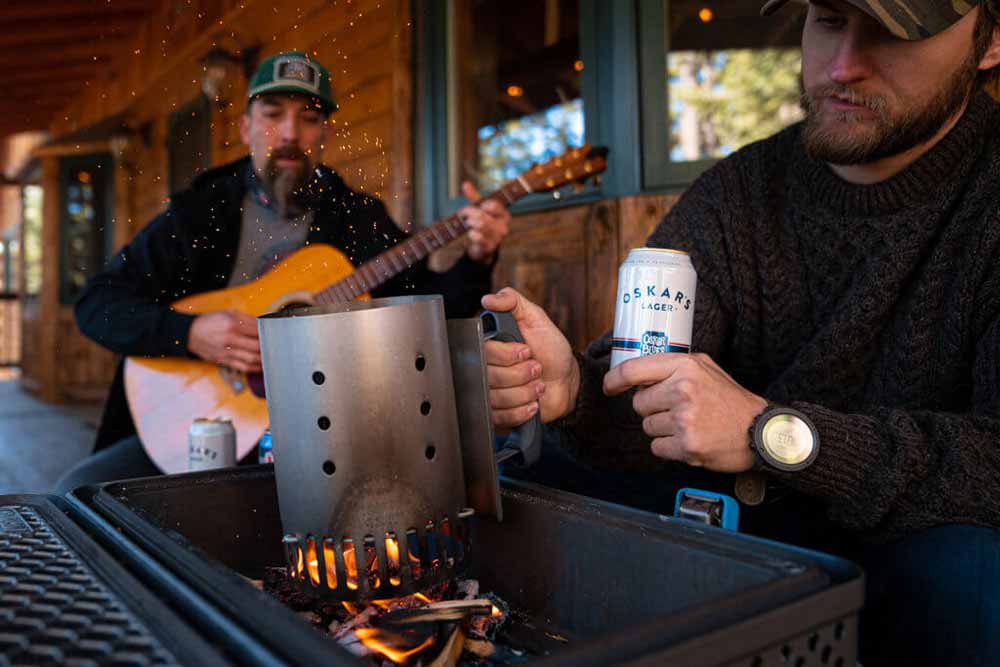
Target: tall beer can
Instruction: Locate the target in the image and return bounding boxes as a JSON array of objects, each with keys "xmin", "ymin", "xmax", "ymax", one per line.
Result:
[
  {"xmin": 610, "ymin": 248, "xmax": 697, "ymax": 368},
  {"xmin": 188, "ymin": 417, "xmax": 237, "ymax": 471}
]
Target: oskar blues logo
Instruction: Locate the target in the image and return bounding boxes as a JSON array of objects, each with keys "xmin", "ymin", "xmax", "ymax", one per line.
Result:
[
  {"xmin": 621, "ymin": 285, "xmax": 692, "ymax": 311},
  {"xmin": 641, "ymin": 330, "xmax": 667, "ymax": 355}
]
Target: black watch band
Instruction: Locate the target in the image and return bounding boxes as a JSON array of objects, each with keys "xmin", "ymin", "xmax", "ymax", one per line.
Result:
[{"xmin": 749, "ymin": 405, "xmax": 819, "ymax": 472}]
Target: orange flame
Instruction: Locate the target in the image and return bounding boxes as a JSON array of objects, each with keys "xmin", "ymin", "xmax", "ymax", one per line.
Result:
[
  {"xmin": 354, "ymin": 628, "xmax": 434, "ymax": 664},
  {"xmin": 295, "ymin": 546, "xmax": 303, "ymax": 579},
  {"xmin": 386, "ymin": 536, "xmax": 401, "ymax": 586},
  {"xmin": 414, "ymin": 592, "xmax": 433, "ymax": 604},
  {"xmin": 306, "ymin": 539, "xmax": 321, "ymax": 586},
  {"xmin": 344, "ymin": 543, "xmax": 359, "ymax": 590}
]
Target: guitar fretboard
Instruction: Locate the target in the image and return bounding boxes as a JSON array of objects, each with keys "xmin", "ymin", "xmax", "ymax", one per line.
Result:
[{"xmin": 312, "ymin": 181, "xmax": 528, "ymax": 305}]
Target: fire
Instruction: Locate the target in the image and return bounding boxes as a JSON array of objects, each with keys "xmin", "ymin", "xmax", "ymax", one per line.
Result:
[
  {"xmin": 386, "ymin": 535, "xmax": 402, "ymax": 586},
  {"xmin": 414, "ymin": 592, "xmax": 433, "ymax": 604},
  {"xmin": 344, "ymin": 543, "xmax": 359, "ymax": 590},
  {"xmin": 306, "ymin": 539, "xmax": 321, "ymax": 586},
  {"xmin": 354, "ymin": 628, "xmax": 434, "ymax": 664}
]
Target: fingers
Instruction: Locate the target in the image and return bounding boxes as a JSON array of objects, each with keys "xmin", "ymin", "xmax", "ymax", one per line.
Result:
[
  {"xmin": 603, "ymin": 353, "xmax": 690, "ymax": 397},
  {"xmin": 487, "ymin": 359, "xmax": 541, "ymax": 387},
  {"xmin": 483, "ymin": 339, "xmax": 532, "ymax": 366},
  {"xmin": 491, "ymin": 402, "xmax": 539, "ymax": 429},
  {"xmin": 222, "ymin": 348, "xmax": 262, "ymax": 373},
  {"xmin": 490, "ymin": 382, "xmax": 544, "ymax": 409},
  {"xmin": 227, "ymin": 310, "xmax": 260, "ymax": 337},
  {"xmin": 631, "ymin": 376, "xmax": 695, "ymax": 417},
  {"xmin": 461, "ymin": 181, "xmax": 482, "ymax": 204},
  {"xmin": 225, "ymin": 333, "xmax": 261, "ymax": 354}
]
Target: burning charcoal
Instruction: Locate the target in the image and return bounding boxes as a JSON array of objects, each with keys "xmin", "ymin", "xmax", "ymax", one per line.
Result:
[
  {"xmin": 463, "ymin": 638, "xmax": 495, "ymax": 658},
  {"xmin": 467, "ymin": 594, "xmax": 508, "ymax": 640},
  {"xmin": 330, "ymin": 606, "xmax": 379, "ymax": 641}
]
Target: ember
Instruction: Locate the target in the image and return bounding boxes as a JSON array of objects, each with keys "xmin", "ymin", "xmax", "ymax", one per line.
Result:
[{"xmin": 259, "ymin": 567, "xmax": 547, "ymax": 665}]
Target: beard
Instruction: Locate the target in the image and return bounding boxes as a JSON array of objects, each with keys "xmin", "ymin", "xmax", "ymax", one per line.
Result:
[
  {"xmin": 800, "ymin": 52, "xmax": 979, "ymax": 165},
  {"xmin": 259, "ymin": 146, "xmax": 312, "ymax": 218}
]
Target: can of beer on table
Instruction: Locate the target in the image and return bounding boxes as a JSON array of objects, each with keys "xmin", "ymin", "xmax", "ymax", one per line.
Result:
[
  {"xmin": 610, "ymin": 248, "xmax": 697, "ymax": 368},
  {"xmin": 188, "ymin": 417, "xmax": 237, "ymax": 471},
  {"xmin": 258, "ymin": 429, "xmax": 274, "ymax": 464}
]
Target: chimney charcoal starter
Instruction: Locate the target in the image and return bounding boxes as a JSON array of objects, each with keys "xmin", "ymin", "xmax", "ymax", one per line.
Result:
[{"xmin": 258, "ymin": 296, "xmax": 490, "ymax": 602}]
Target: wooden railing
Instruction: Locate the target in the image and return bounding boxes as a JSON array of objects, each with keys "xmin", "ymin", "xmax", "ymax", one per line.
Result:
[{"xmin": 0, "ymin": 292, "xmax": 20, "ymax": 367}]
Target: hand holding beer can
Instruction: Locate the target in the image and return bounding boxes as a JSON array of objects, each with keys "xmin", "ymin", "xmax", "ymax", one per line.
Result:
[
  {"xmin": 188, "ymin": 417, "xmax": 237, "ymax": 471},
  {"xmin": 610, "ymin": 248, "xmax": 697, "ymax": 368}
]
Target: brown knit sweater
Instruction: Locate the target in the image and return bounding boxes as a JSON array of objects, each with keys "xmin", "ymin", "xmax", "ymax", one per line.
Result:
[{"xmin": 561, "ymin": 92, "xmax": 1000, "ymax": 543}]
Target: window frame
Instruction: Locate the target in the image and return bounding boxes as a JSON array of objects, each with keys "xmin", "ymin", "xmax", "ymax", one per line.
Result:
[
  {"xmin": 58, "ymin": 153, "xmax": 113, "ymax": 306},
  {"xmin": 415, "ymin": 0, "xmax": 646, "ymax": 224}
]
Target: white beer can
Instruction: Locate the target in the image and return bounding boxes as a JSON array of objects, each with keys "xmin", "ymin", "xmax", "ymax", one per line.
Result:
[
  {"xmin": 610, "ymin": 248, "xmax": 697, "ymax": 368},
  {"xmin": 188, "ymin": 417, "xmax": 237, "ymax": 471}
]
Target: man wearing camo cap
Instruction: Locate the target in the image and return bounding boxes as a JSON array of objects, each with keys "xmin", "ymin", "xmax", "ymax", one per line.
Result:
[{"xmin": 481, "ymin": 2, "xmax": 1000, "ymax": 664}]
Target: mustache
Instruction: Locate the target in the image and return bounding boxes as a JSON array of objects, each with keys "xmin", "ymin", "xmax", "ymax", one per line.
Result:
[
  {"xmin": 802, "ymin": 84, "xmax": 888, "ymax": 115},
  {"xmin": 267, "ymin": 146, "xmax": 309, "ymax": 165}
]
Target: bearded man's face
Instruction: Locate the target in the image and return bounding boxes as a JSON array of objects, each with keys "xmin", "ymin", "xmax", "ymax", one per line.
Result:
[
  {"xmin": 240, "ymin": 94, "xmax": 325, "ymax": 216},
  {"xmin": 800, "ymin": 0, "xmax": 984, "ymax": 165}
]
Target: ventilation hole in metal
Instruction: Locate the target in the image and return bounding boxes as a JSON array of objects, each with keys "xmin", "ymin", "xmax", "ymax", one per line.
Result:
[
  {"xmin": 363, "ymin": 536, "xmax": 379, "ymax": 589},
  {"xmin": 343, "ymin": 538, "xmax": 358, "ymax": 591},
  {"xmin": 795, "ymin": 658, "xmax": 806, "ymax": 667},
  {"xmin": 305, "ymin": 537, "xmax": 321, "ymax": 587},
  {"xmin": 322, "ymin": 460, "xmax": 336, "ymax": 476},
  {"xmin": 834, "ymin": 622, "xmax": 845, "ymax": 640},
  {"xmin": 425, "ymin": 445, "xmax": 436, "ymax": 461},
  {"xmin": 834, "ymin": 659, "xmax": 845, "ymax": 667},
  {"xmin": 750, "ymin": 657, "xmax": 763, "ymax": 667},
  {"xmin": 322, "ymin": 538, "xmax": 338, "ymax": 590},
  {"xmin": 440, "ymin": 517, "xmax": 453, "ymax": 567},
  {"xmin": 312, "ymin": 371, "xmax": 325, "ymax": 385},
  {"xmin": 808, "ymin": 633, "xmax": 819, "ymax": 652},
  {"xmin": 406, "ymin": 529, "xmax": 421, "ymax": 581},
  {"xmin": 415, "ymin": 355, "xmax": 426, "ymax": 371},
  {"xmin": 420, "ymin": 401, "xmax": 431, "ymax": 416},
  {"xmin": 781, "ymin": 645, "xmax": 792, "ymax": 660},
  {"xmin": 317, "ymin": 416, "xmax": 331, "ymax": 430},
  {"xmin": 822, "ymin": 645, "xmax": 833, "ymax": 664},
  {"xmin": 385, "ymin": 532, "xmax": 401, "ymax": 586}
]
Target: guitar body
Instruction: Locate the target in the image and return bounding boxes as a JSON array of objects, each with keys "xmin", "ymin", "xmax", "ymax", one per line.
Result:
[{"xmin": 125, "ymin": 244, "xmax": 368, "ymax": 474}]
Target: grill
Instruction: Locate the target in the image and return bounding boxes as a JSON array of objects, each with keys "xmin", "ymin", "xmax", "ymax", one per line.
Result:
[
  {"xmin": 0, "ymin": 497, "xmax": 234, "ymax": 667},
  {"xmin": 72, "ymin": 467, "xmax": 863, "ymax": 667}
]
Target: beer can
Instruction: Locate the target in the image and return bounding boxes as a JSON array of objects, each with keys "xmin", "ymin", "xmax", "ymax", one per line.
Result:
[
  {"xmin": 258, "ymin": 429, "xmax": 274, "ymax": 464},
  {"xmin": 610, "ymin": 248, "xmax": 697, "ymax": 368},
  {"xmin": 188, "ymin": 417, "xmax": 237, "ymax": 471}
]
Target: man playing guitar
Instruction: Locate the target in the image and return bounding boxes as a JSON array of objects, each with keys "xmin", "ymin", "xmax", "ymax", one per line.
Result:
[{"xmin": 57, "ymin": 50, "xmax": 512, "ymax": 491}]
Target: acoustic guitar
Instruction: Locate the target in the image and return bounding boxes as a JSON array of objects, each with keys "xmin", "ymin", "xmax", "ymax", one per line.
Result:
[{"xmin": 125, "ymin": 145, "xmax": 608, "ymax": 473}]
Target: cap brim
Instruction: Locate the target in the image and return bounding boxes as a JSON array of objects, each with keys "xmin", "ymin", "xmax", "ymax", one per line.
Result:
[{"xmin": 247, "ymin": 85, "xmax": 338, "ymax": 114}]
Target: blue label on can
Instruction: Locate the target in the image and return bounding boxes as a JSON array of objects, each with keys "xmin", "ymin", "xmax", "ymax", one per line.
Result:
[
  {"xmin": 641, "ymin": 330, "xmax": 667, "ymax": 355},
  {"xmin": 258, "ymin": 430, "xmax": 274, "ymax": 464}
]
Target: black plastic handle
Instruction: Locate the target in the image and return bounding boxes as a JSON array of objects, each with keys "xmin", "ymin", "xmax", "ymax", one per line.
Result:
[{"xmin": 480, "ymin": 311, "xmax": 543, "ymax": 467}]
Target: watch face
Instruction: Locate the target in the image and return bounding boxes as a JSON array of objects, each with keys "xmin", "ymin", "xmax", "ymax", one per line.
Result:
[{"xmin": 760, "ymin": 413, "xmax": 815, "ymax": 466}]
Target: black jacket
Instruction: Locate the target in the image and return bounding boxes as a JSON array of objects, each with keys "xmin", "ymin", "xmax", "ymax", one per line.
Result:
[{"xmin": 76, "ymin": 157, "xmax": 493, "ymax": 450}]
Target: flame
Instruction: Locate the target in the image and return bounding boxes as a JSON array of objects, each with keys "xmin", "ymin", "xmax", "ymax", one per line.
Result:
[
  {"xmin": 386, "ymin": 536, "xmax": 401, "ymax": 586},
  {"xmin": 414, "ymin": 592, "xmax": 433, "ymax": 604},
  {"xmin": 342, "ymin": 601, "xmax": 360, "ymax": 614},
  {"xmin": 355, "ymin": 628, "xmax": 434, "ymax": 664},
  {"xmin": 344, "ymin": 544, "xmax": 359, "ymax": 590},
  {"xmin": 295, "ymin": 546, "xmax": 304, "ymax": 579},
  {"xmin": 492, "ymin": 605, "xmax": 502, "ymax": 618},
  {"xmin": 306, "ymin": 540, "xmax": 321, "ymax": 586}
]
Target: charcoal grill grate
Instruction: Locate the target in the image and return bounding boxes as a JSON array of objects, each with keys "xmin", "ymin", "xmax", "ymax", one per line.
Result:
[{"xmin": 0, "ymin": 505, "xmax": 180, "ymax": 667}]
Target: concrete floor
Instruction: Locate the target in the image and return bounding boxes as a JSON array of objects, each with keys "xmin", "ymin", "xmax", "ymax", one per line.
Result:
[{"xmin": 0, "ymin": 374, "xmax": 101, "ymax": 495}]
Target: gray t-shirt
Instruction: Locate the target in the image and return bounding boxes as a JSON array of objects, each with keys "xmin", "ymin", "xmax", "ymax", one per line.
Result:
[{"xmin": 228, "ymin": 194, "xmax": 313, "ymax": 286}]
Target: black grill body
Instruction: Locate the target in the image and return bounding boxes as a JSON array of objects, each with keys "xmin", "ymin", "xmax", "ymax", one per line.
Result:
[{"xmin": 76, "ymin": 466, "xmax": 864, "ymax": 667}]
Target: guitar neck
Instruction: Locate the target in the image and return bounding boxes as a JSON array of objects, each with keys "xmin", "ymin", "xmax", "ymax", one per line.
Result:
[{"xmin": 313, "ymin": 180, "xmax": 529, "ymax": 304}]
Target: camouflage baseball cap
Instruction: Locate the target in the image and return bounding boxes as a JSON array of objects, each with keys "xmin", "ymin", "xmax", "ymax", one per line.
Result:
[
  {"xmin": 247, "ymin": 50, "xmax": 338, "ymax": 114},
  {"xmin": 761, "ymin": 0, "xmax": 983, "ymax": 40}
]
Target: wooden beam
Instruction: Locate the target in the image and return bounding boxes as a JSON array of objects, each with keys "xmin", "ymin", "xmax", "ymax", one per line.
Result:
[
  {"xmin": 0, "ymin": 1, "xmax": 151, "ymax": 23},
  {"xmin": 3, "ymin": 65, "xmax": 104, "ymax": 87},
  {"xmin": 5, "ymin": 41, "xmax": 122, "ymax": 66},
  {"xmin": 0, "ymin": 18, "xmax": 145, "ymax": 50}
]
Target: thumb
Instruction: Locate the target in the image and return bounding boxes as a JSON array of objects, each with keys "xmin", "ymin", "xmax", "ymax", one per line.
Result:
[
  {"xmin": 481, "ymin": 288, "xmax": 550, "ymax": 331},
  {"xmin": 461, "ymin": 181, "xmax": 482, "ymax": 205}
]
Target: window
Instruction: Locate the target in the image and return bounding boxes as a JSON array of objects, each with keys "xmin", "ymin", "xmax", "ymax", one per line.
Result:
[
  {"xmin": 21, "ymin": 184, "xmax": 43, "ymax": 297},
  {"xmin": 59, "ymin": 154, "xmax": 112, "ymax": 305},
  {"xmin": 419, "ymin": 0, "xmax": 592, "ymax": 221},
  {"xmin": 641, "ymin": 0, "xmax": 805, "ymax": 188}
]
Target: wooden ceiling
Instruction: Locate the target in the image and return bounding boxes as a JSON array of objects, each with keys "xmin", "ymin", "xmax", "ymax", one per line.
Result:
[{"xmin": 0, "ymin": 0, "xmax": 154, "ymax": 140}]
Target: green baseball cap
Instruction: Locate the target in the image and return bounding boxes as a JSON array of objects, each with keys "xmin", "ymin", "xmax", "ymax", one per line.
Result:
[
  {"xmin": 761, "ymin": 0, "xmax": 983, "ymax": 40},
  {"xmin": 247, "ymin": 50, "xmax": 338, "ymax": 114}
]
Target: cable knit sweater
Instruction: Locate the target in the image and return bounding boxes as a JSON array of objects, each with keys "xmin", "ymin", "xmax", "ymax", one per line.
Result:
[{"xmin": 561, "ymin": 92, "xmax": 1000, "ymax": 543}]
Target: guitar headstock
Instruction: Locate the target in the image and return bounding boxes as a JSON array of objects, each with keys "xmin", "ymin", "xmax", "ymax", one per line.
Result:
[{"xmin": 515, "ymin": 144, "xmax": 608, "ymax": 196}]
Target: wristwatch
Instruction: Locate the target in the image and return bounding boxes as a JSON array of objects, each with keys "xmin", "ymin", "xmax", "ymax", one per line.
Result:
[{"xmin": 749, "ymin": 405, "xmax": 819, "ymax": 472}]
